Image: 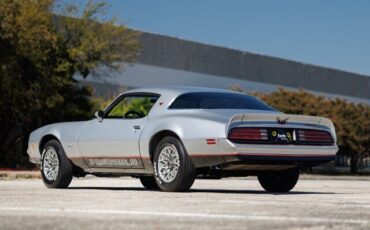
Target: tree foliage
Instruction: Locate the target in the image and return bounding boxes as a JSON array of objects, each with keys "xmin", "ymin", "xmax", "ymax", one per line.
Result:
[{"xmin": 0, "ymin": 0, "xmax": 139, "ymax": 167}]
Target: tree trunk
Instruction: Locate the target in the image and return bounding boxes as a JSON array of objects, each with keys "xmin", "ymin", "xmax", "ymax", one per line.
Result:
[
  {"xmin": 350, "ymin": 152, "xmax": 365, "ymax": 174},
  {"xmin": 350, "ymin": 154, "xmax": 357, "ymax": 174}
]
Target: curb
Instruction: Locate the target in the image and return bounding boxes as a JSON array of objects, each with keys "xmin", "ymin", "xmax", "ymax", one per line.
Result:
[{"xmin": 0, "ymin": 171, "xmax": 41, "ymax": 180}]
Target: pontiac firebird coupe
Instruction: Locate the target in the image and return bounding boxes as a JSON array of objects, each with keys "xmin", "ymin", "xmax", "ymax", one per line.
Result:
[{"xmin": 27, "ymin": 86, "xmax": 338, "ymax": 192}]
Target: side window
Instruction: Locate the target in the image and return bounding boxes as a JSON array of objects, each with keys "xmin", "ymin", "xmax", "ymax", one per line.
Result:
[{"xmin": 105, "ymin": 94, "xmax": 159, "ymax": 119}]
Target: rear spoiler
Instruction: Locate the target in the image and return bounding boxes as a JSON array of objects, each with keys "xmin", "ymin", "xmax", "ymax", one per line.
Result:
[{"xmin": 228, "ymin": 113, "xmax": 336, "ymax": 141}]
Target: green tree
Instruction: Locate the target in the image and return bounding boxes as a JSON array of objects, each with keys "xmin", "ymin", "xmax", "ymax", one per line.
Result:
[
  {"xmin": 0, "ymin": 0, "xmax": 139, "ymax": 167},
  {"xmin": 231, "ymin": 86, "xmax": 370, "ymax": 174}
]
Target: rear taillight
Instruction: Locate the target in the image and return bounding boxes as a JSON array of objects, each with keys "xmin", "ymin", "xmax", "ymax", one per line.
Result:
[
  {"xmin": 296, "ymin": 130, "xmax": 333, "ymax": 144},
  {"xmin": 228, "ymin": 128, "xmax": 268, "ymax": 141}
]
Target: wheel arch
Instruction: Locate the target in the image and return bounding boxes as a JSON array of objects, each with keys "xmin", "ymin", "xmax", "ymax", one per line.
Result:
[
  {"xmin": 148, "ymin": 130, "xmax": 181, "ymax": 161},
  {"xmin": 39, "ymin": 134, "xmax": 60, "ymax": 155},
  {"xmin": 38, "ymin": 134, "xmax": 86, "ymax": 177}
]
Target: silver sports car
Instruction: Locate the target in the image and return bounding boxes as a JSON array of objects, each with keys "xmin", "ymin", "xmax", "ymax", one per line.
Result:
[{"xmin": 27, "ymin": 86, "xmax": 338, "ymax": 192}]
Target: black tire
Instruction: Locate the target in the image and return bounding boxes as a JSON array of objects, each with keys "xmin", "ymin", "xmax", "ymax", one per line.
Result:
[
  {"xmin": 153, "ymin": 136, "xmax": 196, "ymax": 192},
  {"xmin": 257, "ymin": 168, "xmax": 299, "ymax": 193},
  {"xmin": 41, "ymin": 140, "xmax": 73, "ymax": 188},
  {"xmin": 139, "ymin": 176, "xmax": 159, "ymax": 190}
]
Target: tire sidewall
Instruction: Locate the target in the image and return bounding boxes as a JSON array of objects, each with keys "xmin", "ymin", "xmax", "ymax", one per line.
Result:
[
  {"xmin": 139, "ymin": 176, "xmax": 159, "ymax": 190},
  {"xmin": 41, "ymin": 140, "xmax": 64, "ymax": 187},
  {"xmin": 258, "ymin": 168, "xmax": 299, "ymax": 193},
  {"xmin": 153, "ymin": 137, "xmax": 193, "ymax": 191}
]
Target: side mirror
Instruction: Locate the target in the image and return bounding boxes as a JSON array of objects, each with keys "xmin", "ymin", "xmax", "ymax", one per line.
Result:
[{"xmin": 94, "ymin": 110, "xmax": 104, "ymax": 122}]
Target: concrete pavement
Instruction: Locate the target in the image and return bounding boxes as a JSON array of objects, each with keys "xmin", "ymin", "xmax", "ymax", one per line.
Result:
[{"xmin": 0, "ymin": 176, "xmax": 369, "ymax": 229}]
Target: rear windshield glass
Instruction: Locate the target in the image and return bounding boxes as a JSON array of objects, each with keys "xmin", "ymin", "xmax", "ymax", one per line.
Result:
[{"xmin": 169, "ymin": 92, "xmax": 276, "ymax": 111}]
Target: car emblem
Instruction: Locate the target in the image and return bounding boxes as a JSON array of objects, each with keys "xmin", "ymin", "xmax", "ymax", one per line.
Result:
[{"xmin": 277, "ymin": 117, "xmax": 289, "ymax": 125}]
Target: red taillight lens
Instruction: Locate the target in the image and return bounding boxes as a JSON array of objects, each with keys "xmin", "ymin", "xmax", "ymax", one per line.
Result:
[
  {"xmin": 296, "ymin": 130, "xmax": 333, "ymax": 143},
  {"xmin": 228, "ymin": 128, "xmax": 268, "ymax": 141}
]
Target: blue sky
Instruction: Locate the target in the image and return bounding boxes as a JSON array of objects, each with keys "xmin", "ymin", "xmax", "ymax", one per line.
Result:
[{"xmin": 103, "ymin": 0, "xmax": 370, "ymax": 76}]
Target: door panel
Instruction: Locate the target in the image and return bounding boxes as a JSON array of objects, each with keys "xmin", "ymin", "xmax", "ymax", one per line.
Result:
[
  {"xmin": 77, "ymin": 118, "xmax": 147, "ymax": 169},
  {"xmin": 77, "ymin": 93, "xmax": 159, "ymax": 169}
]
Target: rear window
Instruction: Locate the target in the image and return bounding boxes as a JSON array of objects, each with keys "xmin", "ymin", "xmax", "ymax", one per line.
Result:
[{"xmin": 169, "ymin": 92, "xmax": 276, "ymax": 111}]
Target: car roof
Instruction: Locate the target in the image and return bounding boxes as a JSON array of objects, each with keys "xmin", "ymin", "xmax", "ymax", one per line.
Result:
[
  {"xmin": 108, "ymin": 86, "xmax": 259, "ymax": 115},
  {"xmin": 123, "ymin": 86, "xmax": 244, "ymax": 97}
]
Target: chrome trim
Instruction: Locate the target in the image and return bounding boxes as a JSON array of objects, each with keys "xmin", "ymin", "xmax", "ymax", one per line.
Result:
[
  {"xmin": 43, "ymin": 148, "xmax": 59, "ymax": 181},
  {"xmin": 158, "ymin": 145, "xmax": 180, "ymax": 183}
]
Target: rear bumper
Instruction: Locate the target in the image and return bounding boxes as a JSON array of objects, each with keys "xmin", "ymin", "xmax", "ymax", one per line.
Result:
[
  {"xmin": 220, "ymin": 139, "xmax": 338, "ymax": 157},
  {"xmin": 233, "ymin": 155, "xmax": 335, "ymax": 166},
  {"xmin": 189, "ymin": 139, "xmax": 338, "ymax": 168}
]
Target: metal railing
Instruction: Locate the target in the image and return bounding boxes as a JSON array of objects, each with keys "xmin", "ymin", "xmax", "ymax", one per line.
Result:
[{"xmin": 335, "ymin": 154, "xmax": 370, "ymax": 169}]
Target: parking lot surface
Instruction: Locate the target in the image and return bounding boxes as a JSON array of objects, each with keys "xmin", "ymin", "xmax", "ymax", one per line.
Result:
[{"xmin": 0, "ymin": 176, "xmax": 369, "ymax": 230}]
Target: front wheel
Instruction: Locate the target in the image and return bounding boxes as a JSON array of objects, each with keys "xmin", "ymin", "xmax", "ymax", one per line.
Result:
[
  {"xmin": 257, "ymin": 168, "xmax": 299, "ymax": 193},
  {"xmin": 139, "ymin": 176, "xmax": 159, "ymax": 190},
  {"xmin": 41, "ymin": 140, "xmax": 73, "ymax": 188},
  {"xmin": 153, "ymin": 136, "xmax": 196, "ymax": 192}
]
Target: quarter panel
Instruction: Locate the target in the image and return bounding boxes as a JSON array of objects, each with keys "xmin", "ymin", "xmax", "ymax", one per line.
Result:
[
  {"xmin": 27, "ymin": 121, "xmax": 88, "ymax": 165},
  {"xmin": 140, "ymin": 110, "xmax": 231, "ymax": 159}
]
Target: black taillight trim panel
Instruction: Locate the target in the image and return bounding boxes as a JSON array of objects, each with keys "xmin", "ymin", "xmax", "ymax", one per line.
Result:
[{"xmin": 228, "ymin": 127, "xmax": 334, "ymax": 146}]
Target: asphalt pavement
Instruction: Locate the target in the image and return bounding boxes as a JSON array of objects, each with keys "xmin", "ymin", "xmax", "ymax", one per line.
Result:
[{"xmin": 0, "ymin": 176, "xmax": 369, "ymax": 230}]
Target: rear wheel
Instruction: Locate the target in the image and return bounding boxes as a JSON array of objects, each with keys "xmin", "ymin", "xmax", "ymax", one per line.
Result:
[
  {"xmin": 258, "ymin": 168, "xmax": 299, "ymax": 193},
  {"xmin": 41, "ymin": 140, "xmax": 73, "ymax": 188},
  {"xmin": 153, "ymin": 136, "xmax": 196, "ymax": 192},
  {"xmin": 139, "ymin": 176, "xmax": 159, "ymax": 190}
]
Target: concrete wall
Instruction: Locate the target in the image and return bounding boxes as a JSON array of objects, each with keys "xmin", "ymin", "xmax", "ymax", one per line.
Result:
[{"xmin": 138, "ymin": 32, "xmax": 370, "ymax": 100}]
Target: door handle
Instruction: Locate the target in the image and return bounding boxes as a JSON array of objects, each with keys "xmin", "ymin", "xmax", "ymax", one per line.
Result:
[{"xmin": 133, "ymin": 125, "xmax": 141, "ymax": 130}]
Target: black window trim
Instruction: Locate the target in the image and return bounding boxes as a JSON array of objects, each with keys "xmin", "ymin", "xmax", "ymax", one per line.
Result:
[{"xmin": 103, "ymin": 92, "xmax": 161, "ymax": 119}]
